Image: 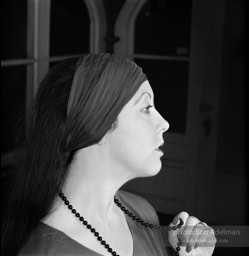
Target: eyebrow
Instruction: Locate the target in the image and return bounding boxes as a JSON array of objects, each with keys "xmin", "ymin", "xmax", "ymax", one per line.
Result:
[{"xmin": 133, "ymin": 92, "xmax": 152, "ymax": 106}]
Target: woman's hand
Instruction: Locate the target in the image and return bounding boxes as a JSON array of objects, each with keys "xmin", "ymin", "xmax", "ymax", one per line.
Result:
[{"xmin": 168, "ymin": 212, "xmax": 216, "ymax": 256}]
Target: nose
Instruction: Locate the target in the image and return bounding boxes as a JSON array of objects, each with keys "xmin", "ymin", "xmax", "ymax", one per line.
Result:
[{"xmin": 157, "ymin": 114, "xmax": 170, "ymax": 134}]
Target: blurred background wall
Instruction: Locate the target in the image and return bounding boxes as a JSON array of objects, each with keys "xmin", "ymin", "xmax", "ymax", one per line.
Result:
[{"xmin": 1, "ymin": 0, "xmax": 247, "ymax": 254}]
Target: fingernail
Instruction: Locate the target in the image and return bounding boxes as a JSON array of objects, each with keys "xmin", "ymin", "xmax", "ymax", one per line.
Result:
[
  {"xmin": 172, "ymin": 217, "xmax": 178, "ymax": 225},
  {"xmin": 186, "ymin": 245, "xmax": 192, "ymax": 253}
]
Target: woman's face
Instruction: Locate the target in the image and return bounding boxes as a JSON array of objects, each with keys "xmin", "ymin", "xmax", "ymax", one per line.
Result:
[{"xmin": 106, "ymin": 80, "xmax": 169, "ymax": 178}]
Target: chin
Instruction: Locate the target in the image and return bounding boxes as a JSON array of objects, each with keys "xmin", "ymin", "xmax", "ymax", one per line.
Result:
[
  {"xmin": 151, "ymin": 165, "xmax": 162, "ymax": 176},
  {"xmin": 142, "ymin": 162, "xmax": 162, "ymax": 177}
]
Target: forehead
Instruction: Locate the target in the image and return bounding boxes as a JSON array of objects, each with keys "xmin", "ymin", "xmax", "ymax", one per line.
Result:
[
  {"xmin": 117, "ymin": 80, "xmax": 153, "ymax": 119},
  {"xmin": 131, "ymin": 80, "xmax": 154, "ymax": 103}
]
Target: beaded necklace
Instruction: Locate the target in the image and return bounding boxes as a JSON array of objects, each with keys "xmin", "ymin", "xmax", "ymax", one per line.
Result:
[{"xmin": 58, "ymin": 190, "xmax": 183, "ymax": 256}]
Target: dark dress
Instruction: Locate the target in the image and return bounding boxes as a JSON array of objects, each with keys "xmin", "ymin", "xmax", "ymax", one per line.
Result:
[{"xmin": 19, "ymin": 190, "xmax": 172, "ymax": 256}]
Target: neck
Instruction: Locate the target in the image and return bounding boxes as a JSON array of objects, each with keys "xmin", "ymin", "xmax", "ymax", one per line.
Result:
[
  {"xmin": 61, "ymin": 173, "xmax": 123, "ymax": 224},
  {"xmin": 53, "ymin": 147, "xmax": 132, "ymax": 227}
]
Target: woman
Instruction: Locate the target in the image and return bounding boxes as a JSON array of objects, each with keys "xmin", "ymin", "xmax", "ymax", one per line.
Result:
[{"xmin": 2, "ymin": 53, "xmax": 216, "ymax": 256}]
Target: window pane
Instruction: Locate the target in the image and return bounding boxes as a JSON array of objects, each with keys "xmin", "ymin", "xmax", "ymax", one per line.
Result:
[
  {"xmin": 1, "ymin": 0, "xmax": 27, "ymax": 59},
  {"xmin": 50, "ymin": 0, "xmax": 90, "ymax": 56},
  {"xmin": 135, "ymin": 59, "xmax": 189, "ymax": 134},
  {"xmin": 135, "ymin": 0, "xmax": 192, "ymax": 56},
  {"xmin": 1, "ymin": 66, "xmax": 26, "ymax": 153}
]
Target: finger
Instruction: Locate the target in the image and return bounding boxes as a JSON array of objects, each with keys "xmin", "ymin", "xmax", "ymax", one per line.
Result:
[
  {"xmin": 168, "ymin": 212, "xmax": 189, "ymax": 249},
  {"xmin": 193, "ymin": 226, "xmax": 216, "ymax": 256},
  {"xmin": 186, "ymin": 222, "xmax": 205, "ymax": 253},
  {"xmin": 169, "ymin": 211, "xmax": 189, "ymax": 227},
  {"xmin": 179, "ymin": 216, "xmax": 200, "ymax": 247},
  {"xmin": 195, "ymin": 226, "xmax": 217, "ymax": 248},
  {"xmin": 169, "ymin": 212, "xmax": 189, "ymax": 243}
]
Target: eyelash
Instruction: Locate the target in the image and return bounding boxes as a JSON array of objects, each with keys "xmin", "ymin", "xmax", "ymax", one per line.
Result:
[{"xmin": 143, "ymin": 105, "xmax": 154, "ymax": 114}]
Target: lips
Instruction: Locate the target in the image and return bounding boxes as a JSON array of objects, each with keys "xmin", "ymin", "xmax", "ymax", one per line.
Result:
[
  {"xmin": 155, "ymin": 142, "xmax": 164, "ymax": 150},
  {"xmin": 155, "ymin": 142, "xmax": 164, "ymax": 154},
  {"xmin": 155, "ymin": 148, "xmax": 164, "ymax": 155}
]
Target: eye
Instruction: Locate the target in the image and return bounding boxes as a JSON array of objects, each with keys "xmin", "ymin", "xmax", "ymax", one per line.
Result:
[{"xmin": 142, "ymin": 105, "xmax": 154, "ymax": 114}]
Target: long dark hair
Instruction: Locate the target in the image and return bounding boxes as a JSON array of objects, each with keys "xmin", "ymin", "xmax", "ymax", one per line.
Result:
[{"xmin": 1, "ymin": 53, "xmax": 147, "ymax": 256}]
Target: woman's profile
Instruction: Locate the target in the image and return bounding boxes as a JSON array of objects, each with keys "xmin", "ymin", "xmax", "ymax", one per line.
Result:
[{"xmin": 2, "ymin": 53, "xmax": 216, "ymax": 256}]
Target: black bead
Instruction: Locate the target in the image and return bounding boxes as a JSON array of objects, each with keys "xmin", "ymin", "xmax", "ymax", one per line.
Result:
[
  {"xmin": 176, "ymin": 247, "xmax": 181, "ymax": 251},
  {"xmin": 60, "ymin": 190, "xmax": 165, "ymax": 256},
  {"xmin": 177, "ymin": 241, "xmax": 181, "ymax": 246},
  {"xmin": 176, "ymin": 252, "xmax": 179, "ymax": 256}
]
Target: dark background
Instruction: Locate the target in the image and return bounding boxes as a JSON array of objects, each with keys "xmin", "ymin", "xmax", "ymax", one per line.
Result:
[{"xmin": 1, "ymin": 0, "xmax": 248, "ymax": 255}]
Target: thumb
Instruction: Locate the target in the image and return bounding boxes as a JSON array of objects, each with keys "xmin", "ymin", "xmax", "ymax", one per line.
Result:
[{"xmin": 168, "ymin": 212, "xmax": 189, "ymax": 248}]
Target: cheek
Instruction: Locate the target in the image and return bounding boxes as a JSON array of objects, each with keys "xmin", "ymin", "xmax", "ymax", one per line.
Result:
[
  {"xmin": 110, "ymin": 123, "xmax": 154, "ymax": 163},
  {"xmin": 120, "ymin": 122, "xmax": 151, "ymax": 149},
  {"xmin": 107, "ymin": 124, "xmax": 162, "ymax": 177}
]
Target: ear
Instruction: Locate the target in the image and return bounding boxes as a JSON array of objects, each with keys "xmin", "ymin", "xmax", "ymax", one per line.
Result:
[{"xmin": 98, "ymin": 134, "xmax": 107, "ymax": 145}]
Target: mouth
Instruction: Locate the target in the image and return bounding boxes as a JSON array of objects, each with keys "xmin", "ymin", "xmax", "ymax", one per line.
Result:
[{"xmin": 155, "ymin": 142, "xmax": 164, "ymax": 154}]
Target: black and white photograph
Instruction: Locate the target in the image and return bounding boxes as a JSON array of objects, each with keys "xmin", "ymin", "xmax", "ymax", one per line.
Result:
[{"xmin": 1, "ymin": 0, "xmax": 248, "ymax": 255}]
